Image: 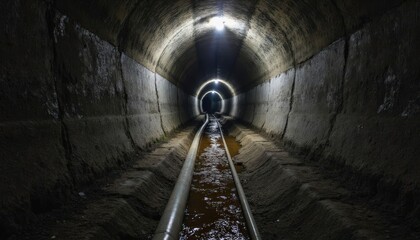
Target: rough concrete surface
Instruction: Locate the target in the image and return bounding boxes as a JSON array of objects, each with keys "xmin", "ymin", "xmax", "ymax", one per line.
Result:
[
  {"xmin": 53, "ymin": 0, "xmax": 401, "ymax": 95},
  {"xmin": 229, "ymin": 122, "xmax": 420, "ymax": 240},
  {"xmin": 251, "ymin": 82, "xmax": 270, "ymax": 129},
  {"xmin": 54, "ymin": 12, "xmax": 134, "ymax": 185},
  {"xmin": 263, "ymin": 69, "xmax": 295, "ymax": 136},
  {"xmin": 0, "ymin": 4, "xmax": 198, "ymax": 237},
  {"xmin": 242, "ymin": 88, "xmax": 256, "ymax": 124},
  {"xmin": 0, "ymin": 2, "xmax": 68, "ymax": 237},
  {"xmin": 156, "ymin": 74, "xmax": 182, "ymax": 134},
  {"xmin": 284, "ymin": 39, "xmax": 345, "ymax": 147},
  {"xmin": 325, "ymin": 1, "xmax": 420, "ymax": 197},
  {"xmin": 9, "ymin": 123, "xmax": 198, "ymax": 240},
  {"xmin": 227, "ymin": 0, "xmax": 420, "ymax": 219},
  {"xmin": 121, "ymin": 54, "xmax": 165, "ymax": 148}
]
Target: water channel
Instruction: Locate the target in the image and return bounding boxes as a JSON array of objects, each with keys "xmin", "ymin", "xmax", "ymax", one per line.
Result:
[{"xmin": 180, "ymin": 116, "xmax": 249, "ymax": 239}]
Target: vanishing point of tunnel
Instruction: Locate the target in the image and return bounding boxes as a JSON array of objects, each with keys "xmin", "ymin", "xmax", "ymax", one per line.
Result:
[{"xmin": 1, "ymin": 0, "xmax": 420, "ymax": 239}]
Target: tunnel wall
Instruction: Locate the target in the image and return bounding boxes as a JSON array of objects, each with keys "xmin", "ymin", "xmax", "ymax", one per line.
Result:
[
  {"xmin": 0, "ymin": 2, "xmax": 198, "ymax": 235},
  {"xmin": 226, "ymin": 0, "xmax": 420, "ymax": 203}
]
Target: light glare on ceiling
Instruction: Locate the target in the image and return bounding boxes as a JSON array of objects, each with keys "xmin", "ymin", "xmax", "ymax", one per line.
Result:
[
  {"xmin": 210, "ymin": 17, "xmax": 225, "ymax": 31},
  {"xmin": 196, "ymin": 79, "xmax": 235, "ymax": 97}
]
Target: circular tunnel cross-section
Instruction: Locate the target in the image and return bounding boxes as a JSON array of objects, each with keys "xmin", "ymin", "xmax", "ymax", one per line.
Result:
[{"xmin": 1, "ymin": 0, "xmax": 420, "ymax": 239}]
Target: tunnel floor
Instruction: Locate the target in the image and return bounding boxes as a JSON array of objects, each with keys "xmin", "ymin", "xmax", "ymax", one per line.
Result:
[
  {"xmin": 10, "ymin": 120, "xmax": 202, "ymax": 240},
  {"xmin": 181, "ymin": 116, "xmax": 249, "ymax": 239},
  {"xmin": 229, "ymin": 120, "xmax": 420, "ymax": 240},
  {"xmin": 9, "ymin": 116, "xmax": 420, "ymax": 240}
]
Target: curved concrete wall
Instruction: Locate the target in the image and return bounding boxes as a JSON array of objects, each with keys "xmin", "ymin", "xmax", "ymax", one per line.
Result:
[
  {"xmin": 226, "ymin": 0, "xmax": 420, "ymax": 206},
  {"xmin": 1, "ymin": 0, "xmax": 419, "ymax": 237},
  {"xmin": 0, "ymin": 3, "xmax": 198, "ymax": 235}
]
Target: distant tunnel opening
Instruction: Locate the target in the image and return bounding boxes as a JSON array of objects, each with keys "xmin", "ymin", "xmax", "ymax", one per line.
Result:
[{"xmin": 201, "ymin": 91, "xmax": 223, "ymax": 114}]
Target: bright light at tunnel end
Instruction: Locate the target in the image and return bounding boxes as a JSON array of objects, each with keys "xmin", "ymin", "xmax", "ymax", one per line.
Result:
[{"xmin": 210, "ymin": 17, "xmax": 225, "ymax": 31}]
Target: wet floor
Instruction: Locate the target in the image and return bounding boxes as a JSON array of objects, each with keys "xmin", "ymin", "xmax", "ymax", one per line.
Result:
[
  {"xmin": 223, "ymin": 134, "xmax": 244, "ymax": 173},
  {"xmin": 180, "ymin": 117, "xmax": 249, "ymax": 239}
]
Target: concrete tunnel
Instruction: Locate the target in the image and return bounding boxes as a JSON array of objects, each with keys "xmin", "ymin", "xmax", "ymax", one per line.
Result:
[{"xmin": 1, "ymin": 0, "xmax": 420, "ymax": 239}]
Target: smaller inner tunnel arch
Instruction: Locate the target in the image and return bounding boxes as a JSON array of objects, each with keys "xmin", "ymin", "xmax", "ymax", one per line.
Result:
[
  {"xmin": 200, "ymin": 90, "xmax": 224, "ymax": 113},
  {"xmin": 196, "ymin": 79, "xmax": 236, "ymax": 98}
]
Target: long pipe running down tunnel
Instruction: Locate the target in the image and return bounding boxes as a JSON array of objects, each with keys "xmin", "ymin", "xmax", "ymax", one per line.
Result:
[{"xmin": 1, "ymin": 0, "xmax": 420, "ymax": 239}]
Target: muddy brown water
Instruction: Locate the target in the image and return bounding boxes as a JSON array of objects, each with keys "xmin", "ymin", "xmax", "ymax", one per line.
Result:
[
  {"xmin": 224, "ymin": 134, "xmax": 244, "ymax": 173},
  {"xmin": 180, "ymin": 117, "xmax": 249, "ymax": 239}
]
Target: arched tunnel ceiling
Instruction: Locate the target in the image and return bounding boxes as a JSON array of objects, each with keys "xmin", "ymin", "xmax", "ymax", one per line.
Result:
[{"xmin": 56, "ymin": 0, "xmax": 405, "ymax": 95}]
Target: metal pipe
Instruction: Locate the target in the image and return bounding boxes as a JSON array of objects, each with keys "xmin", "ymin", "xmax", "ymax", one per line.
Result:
[
  {"xmin": 216, "ymin": 117, "xmax": 262, "ymax": 240},
  {"xmin": 153, "ymin": 114, "xmax": 209, "ymax": 240}
]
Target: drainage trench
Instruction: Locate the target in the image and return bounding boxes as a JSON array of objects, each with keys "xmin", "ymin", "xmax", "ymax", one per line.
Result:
[{"xmin": 180, "ymin": 116, "xmax": 249, "ymax": 239}]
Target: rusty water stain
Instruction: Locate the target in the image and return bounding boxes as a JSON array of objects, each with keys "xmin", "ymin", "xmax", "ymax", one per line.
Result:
[
  {"xmin": 180, "ymin": 117, "xmax": 249, "ymax": 239},
  {"xmin": 223, "ymin": 135, "xmax": 241, "ymax": 158},
  {"xmin": 223, "ymin": 134, "xmax": 244, "ymax": 173}
]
